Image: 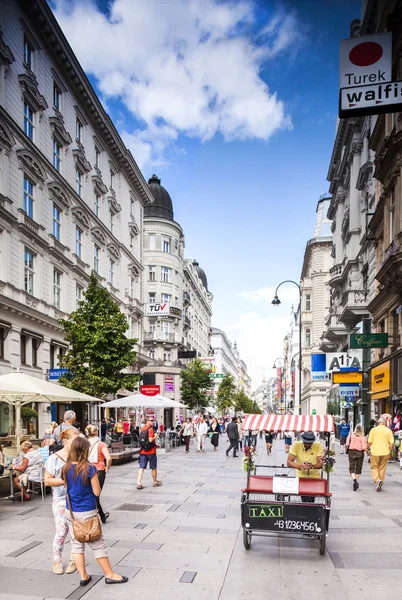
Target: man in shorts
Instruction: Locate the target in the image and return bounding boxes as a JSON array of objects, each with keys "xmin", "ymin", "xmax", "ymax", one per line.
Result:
[{"xmin": 137, "ymin": 417, "xmax": 162, "ymax": 490}]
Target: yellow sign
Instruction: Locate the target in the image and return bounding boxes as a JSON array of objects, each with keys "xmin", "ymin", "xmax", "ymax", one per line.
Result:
[
  {"xmin": 370, "ymin": 361, "xmax": 390, "ymax": 399},
  {"xmin": 332, "ymin": 371, "xmax": 363, "ymax": 384}
]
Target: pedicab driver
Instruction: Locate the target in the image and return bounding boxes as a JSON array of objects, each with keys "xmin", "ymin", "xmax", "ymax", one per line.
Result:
[{"xmin": 287, "ymin": 432, "xmax": 323, "ymax": 502}]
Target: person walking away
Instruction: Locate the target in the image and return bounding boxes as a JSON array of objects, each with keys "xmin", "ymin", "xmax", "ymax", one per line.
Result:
[
  {"xmin": 123, "ymin": 418, "xmax": 130, "ymax": 436},
  {"xmin": 209, "ymin": 417, "xmax": 220, "ymax": 451},
  {"xmin": 252, "ymin": 429, "xmax": 258, "ymax": 447},
  {"xmin": 226, "ymin": 417, "xmax": 239, "ymax": 457},
  {"xmin": 44, "ymin": 428, "xmax": 80, "ymax": 575},
  {"xmin": 100, "ymin": 419, "xmax": 107, "ymax": 443},
  {"xmin": 137, "ymin": 417, "xmax": 162, "ymax": 489},
  {"xmin": 50, "ymin": 411, "xmax": 79, "ymax": 448},
  {"xmin": 85, "ymin": 425, "xmax": 112, "ymax": 523},
  {"xmin": 284, "ymin": 431, "xmax": 292, "ymax": 453},
  {"xmin": 237, "ymin": 417, "xmax": 243, "ymax": 451},
  {"xmin": 264, "ymin": 430, "xmax": 273, "ymax": 454},
  {"xmin": 62, "ymin": 437, "xmax": 127, "ymax": 586},
  {"xmin": 367, "ymin": 417, "xmax": 395, "ymax": 491},
  {"xmin": 195, "ymin": 416, "xmax": 208, "ymax": 453},
  {"xmin": 346, "ymin": 424, "xmax": 368, "ymax": 491},
  {"xmin": 12, "ymin": 441, "xmax": 44, "ymax": 500},
  {"xmin": 287, "ymin": 432, "xmax": 323, "ymax": 502},
  {"xmin": 183, "ymin": 418, "xmax": 194, "ymax": 454},
  {"xmin": 339, "ymin": 418, "xmax": 351, "ymax": 454},
  {"xmin": 366, "ymin": 419, "xmax": 376, "ymax": 436}
]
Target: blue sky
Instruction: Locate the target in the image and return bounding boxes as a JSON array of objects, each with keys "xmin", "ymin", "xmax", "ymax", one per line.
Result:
[{"xmin": 52, "ymin": 0, "xmax": 361, "ymax": 387}]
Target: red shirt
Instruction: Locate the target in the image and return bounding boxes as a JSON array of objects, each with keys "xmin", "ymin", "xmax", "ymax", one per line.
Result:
[
  {"xmin": 140, "ymin": 425, "xmax": 156, "ymax": 455},
  {"xmin": 123, "ymin": 421, "xmax": 130, "ymax": 435}
]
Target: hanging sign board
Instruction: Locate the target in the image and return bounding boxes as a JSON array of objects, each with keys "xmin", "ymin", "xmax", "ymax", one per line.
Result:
[
  {"xmin": 140, "ymin": 385, "xmax": 160, "ymax": 396},
  {"xmin": 325, "ymin": 351, "xmax": 362, "ymax": 372},
  {"xmin": 333, "ymin": 371, "xmax": 363, "ymax": 384},
  {"xmin": 349, "ymin": 333, "xmax": 389, "ymax": 349}
]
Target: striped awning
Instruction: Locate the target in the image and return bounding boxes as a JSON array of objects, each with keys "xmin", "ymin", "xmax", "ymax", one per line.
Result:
[{"xmin": 242, "ymin": 414, "xmax": 334, "ymax": 433}]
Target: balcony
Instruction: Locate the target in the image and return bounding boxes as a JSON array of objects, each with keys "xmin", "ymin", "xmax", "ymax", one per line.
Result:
[
  {"xmin": 375, "ymin": 237, "xmax": 402, "ymax": 293},
  {"xmin": 183, "ymin": 316, "xmax": 191, "ymax": 329},
  {"xmin": 183, "ymin": 291, "xmax": 191, "ymax": 305},
  {"xmin": 329, "ymin": 263, "xmax": 344, "ymax": 287},
  {"xmin": 143, "ymin": 331, "xmax": 182, "ymax": 344}
]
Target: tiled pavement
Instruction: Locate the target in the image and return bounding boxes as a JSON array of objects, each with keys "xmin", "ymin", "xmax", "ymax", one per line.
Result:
[{"xmin": 1, "ymin": 436, "xmax": 402, "ymax": 599}]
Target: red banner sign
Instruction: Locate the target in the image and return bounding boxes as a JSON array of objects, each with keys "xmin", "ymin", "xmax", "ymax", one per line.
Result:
[{"xmin": 140, "ymin": 385, "xmax": 160, "ymax": 396}]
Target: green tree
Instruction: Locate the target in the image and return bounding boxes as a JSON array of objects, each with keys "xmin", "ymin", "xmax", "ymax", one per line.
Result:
[
  {"xmin": 251, "ymin": 400, "xmax": 262, "ymax": 414},
  {"xmin": 233, "ymin": 389, "xmax": 252, "ymax": 414},
  {"xmin": 215, "ymin": 373, "xmax": 236, "ymax": 414},
  {"xmin": 58, "ymin": 273, "xmax": 139, "ymax": 397},
  {"xmin": 180, "ymin": 358, "xmax": 213, "ymax": 410}
]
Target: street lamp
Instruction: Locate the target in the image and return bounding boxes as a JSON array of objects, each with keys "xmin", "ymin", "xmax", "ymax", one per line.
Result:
[
  {"xmin": 272, "ymin": 357, "xmax": 287, "ymax": 414},
  {"xmin": 272, "ymin": 280, "xmax": 302, "ymax": 415}
]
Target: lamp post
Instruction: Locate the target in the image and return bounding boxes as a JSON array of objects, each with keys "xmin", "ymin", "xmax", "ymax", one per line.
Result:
[
  {"xmin": 272, "ymin": 357, "xmax": 287, "ymax": 414},
  {"xmin": 272, "ymin": 280, "xmax": 302, "ymax": 416}
]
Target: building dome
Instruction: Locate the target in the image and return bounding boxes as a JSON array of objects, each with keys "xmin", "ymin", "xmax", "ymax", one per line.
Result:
[
  {"xmin": 145, "ymin": 175, "xmax": 174, "ymax": 220},
  {"xmin": 193, "ymin": 260, "xmax": 209, "ymax": 291}
]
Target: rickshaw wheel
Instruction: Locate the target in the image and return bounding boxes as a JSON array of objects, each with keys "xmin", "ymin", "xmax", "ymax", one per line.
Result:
[
  {"xmin": 319, "ymin": 532, "xmax": 326, "ymax": 555},
  {"xmin": 243, "ymin": 529, "xmax": 251, "ymax": 549}
]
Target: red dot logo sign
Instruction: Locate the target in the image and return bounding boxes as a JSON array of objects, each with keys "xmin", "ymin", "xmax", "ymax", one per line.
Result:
[{"xmin": 349, "ymin": 42, "xmax": 383, "ymax": 67}]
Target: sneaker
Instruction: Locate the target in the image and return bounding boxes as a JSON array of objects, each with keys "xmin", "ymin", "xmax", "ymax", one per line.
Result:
[
  {"xmin": 65, "ymin": 559, "xmax": 77, "ymax": 574},
  {"xmin": 52, "ymin": 562, "xmax": 64, "ymax": 575},
  {"xmin": 378, "ymin": 479, "xmax": 383, "ymax": 490},
  {"xmin": 376, "ymin": 480, "xmax": 382, "ymax": 492},
  {"xmin": 353, "ymin": 480, "xmax": 358, "ymax": 491}
]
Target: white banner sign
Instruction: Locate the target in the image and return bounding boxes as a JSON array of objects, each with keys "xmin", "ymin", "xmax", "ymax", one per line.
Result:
[
  {"xmin": 272, "ymin": 477, "xmax": 299, "ymax": 495},
  {"xmin": 340, "ymin": 32, "xmax": 392, "ymax": 89},
  {"xmin": 340, "ymin": 81, "xmax": 402, "ymax": 115},
  {"xmin": 146, "ymin": 303, "xmax": 169, "ymax": 316},
  {"xmin": 339, "ymin": 387, "xmax": 360, "ymax": 397},
  {"xmin": 325, "ymin": 350, "xmax": 362, "ymax": 373}
]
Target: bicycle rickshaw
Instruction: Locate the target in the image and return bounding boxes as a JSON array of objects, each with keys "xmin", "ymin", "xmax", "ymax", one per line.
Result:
[{"xmin": 241, "ymin": 414, "xmax": 334, "ymax": 555}]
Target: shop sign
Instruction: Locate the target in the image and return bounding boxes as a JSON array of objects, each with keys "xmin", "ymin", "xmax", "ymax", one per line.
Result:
[
  {"xmin": 312, "ymin": 372, "xmax": 331, "ymax": 381},
  {"xmin": 140, "ymin": 385, "xmax": 160, "ymax": 396},
  {"xmin": 333, "ymin": 371, "xmax": 363, "ymax": 384},
  {"xmin": 178, "ymin": 350, "xmax": 196, "ymax": 359},
  {"xmin": 340, "ymin": 81, "xmax": 402, "ymax": 118},
  {"xmin": 350, "ymin": 333, "xmax": 389, "ymax": 348},
  {"xmin": 339, "ymin": 387, "xmax": 360, "ymax": 397},
  {"xmin": 164, "ymin": 376, "xmax": 174, "ymax": 393},
  {"xmin": 326, "ymin": 351, "xmax": 362, "ymax": 372},
  {"xmin": 370, "ymin": 361, "xmax": 390, "ymax": 396},
  {"xmin": 48, "ymin": 368, "xmax": 69, "ymax": 380},
  {"xmin": 340, "ymin": 32, "xmax": 392, "ymax": 89},
  {"xmin": 146, "ymin": 303, "xmax": 169, "ymax": 316},
  {"xmin": 209, "ymin": 373, "xmax": 224, "ymax": 379}
]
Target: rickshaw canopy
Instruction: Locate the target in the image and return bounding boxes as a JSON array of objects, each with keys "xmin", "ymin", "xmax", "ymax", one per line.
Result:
[{"xmin": 242, "ymin": 414, "xmax": 334, "ymax": 433}]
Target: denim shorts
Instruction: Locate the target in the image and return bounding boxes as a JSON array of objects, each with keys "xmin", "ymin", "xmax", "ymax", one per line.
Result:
[{"xmin": 139, "ymin": 453, "xmax": 157, "ymax": 469}]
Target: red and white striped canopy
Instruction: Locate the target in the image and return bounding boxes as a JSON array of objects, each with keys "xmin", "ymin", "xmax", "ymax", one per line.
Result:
[{"xmin": 242, "ymin": 414, "xmax": 334, "ymax": 433}]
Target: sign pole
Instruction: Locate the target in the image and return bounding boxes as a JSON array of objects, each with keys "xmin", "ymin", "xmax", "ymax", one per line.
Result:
[{"xmin": 361, "ymin": 316, "xmax": 372, "ymax": 429}]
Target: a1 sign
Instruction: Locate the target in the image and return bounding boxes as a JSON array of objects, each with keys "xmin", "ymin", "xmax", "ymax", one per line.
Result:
[{"xmin": 325, "ymin": 351, "xmax": 362, "ymax": 373}]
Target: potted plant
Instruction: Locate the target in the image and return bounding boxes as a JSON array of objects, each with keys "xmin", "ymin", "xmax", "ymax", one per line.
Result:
[{"xmin": 21, "ymin": 407, "xmax": 38, "ymax": 435}]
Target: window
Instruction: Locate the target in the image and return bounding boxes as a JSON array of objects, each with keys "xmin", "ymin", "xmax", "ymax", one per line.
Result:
[
  {"xmin": 23, "ymin": 38, "xmax": 33, "ymax": 69},
  {"xmin": 52, "ymin": 204, "xmax": 61, "ymax": 240},
  {"xmin": 0, "ymin": 327, "xmax": 5, "ymax": 360},
  {"xmin": 161, "ymin": 267, "xmax": 170, "ymax": 283},
  {"xmin": 163, "ymin": 352, "xmax": 171, "ymax": 361},
  {"xmin": 110, "ymin": 169, "xmax": 114, "ymax": 188},
  {"xmin": 75, "ymin": 227, "xmax": 82, "ymax": 258},
  {"xmin": 149, "ymin": 234, "xmax": 156, "ymax": 251},
  {"xmin": 149, "ymin": 322, "xmax": 156, "ymax": 333},
  {"xmin": 94, "ymin": 193, "xmax": 100, "ymax": 217},
  {"xmin": 94, "ymin": 244, "xmax": 100, "ymax": 273},
  {"xmin": 130, "ymin": 234, "xmax": 134, "ymax": 249},
  {"xmin": 130, "ymin": 196, "xmax": 134, "ymax": 215},
  {"xmin": 305, "ymin": 294, "xmax": 311, "ymax": 312},
  {"xmin": 149, "ymin": 349, "xmax": 155, "ymax": 360},
  {"xmin": 130, "ymin": 276, "xmax": 135, "ymax": 297},
  {"xmin": 23, "ymin": 176, "xmax": 34, "ymax": 218},
  {"xmin": 53, "ymin": 139, "xmax": 61, "ymax": 171},
  {"xmin": 161, "ymin": 293, "xmax": 170, "ymax": 304},
  {"xmin": 53, "ymin": 269, "xmax": 61, "ymax": 308},
  {"xmin": 76, "ymin": 283, "xmax": 83, "ymax": 309},
  {"xmin": 149, "ymin": 266, "xmax": 156, "ymax": 282},
  {"xmin": 95, "ymin": 146, "xmax": 100, "ymax": 167},
  {"xmin": 32, "ymin": 338, "xmax": 39, "ymax": 367},
  {"xmin": 76, "ymin": 170, "xmax": 82, "ymax": 197},
  {"xmin": 162, "ymin": 321, "xmax": 170, "ymax": 334},
  {"xmin": 108, "ymin": 258, "xmax": 114, "ymax": 285},
  {"xmin": 390, "ymin": 187, "xmax": 395, "ymax": 245},
  {"xmin": 109, "ymin": 210, "xmax": 114, "ymax": 234},
  {"xmin": 24, "ymin": 248, "xmax": 34, "ymax": 295},
  {"xmin": 53, "ymin": 83, "xmax": 61, "ymax": 111},
  {"xmin": 163, "ymin": 237, "xmax": 170, "ymax": 253},
  {"xmin": 305, "ymin": 328, "xmax": 311, "ymax": 348},
  {"xmin": 76, "ymin": 118, "xmax": 82, "ymax": 142},
  {"xmin": 149, "ymin": 293, "xmax": 156, "ymax": 304},
  {"xmin": 175, "ymin": 239, "xmax": 178, "ymax": 251},
  {"xmin": 20, "ymin": 334, "xmax": 27, "ymax": 365},
  {"xmin": 24, "ymin": 102, "xmax": 34, "ymax": 139}
]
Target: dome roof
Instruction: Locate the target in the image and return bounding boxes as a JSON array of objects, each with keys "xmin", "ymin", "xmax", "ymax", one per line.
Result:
[
  {"xmin": 145, "ymin": 175, "xmax": 174, "ymax": 220},
  {"xmin": 193, "ymin": 260, "xmax": 209, "ymax": 291}
]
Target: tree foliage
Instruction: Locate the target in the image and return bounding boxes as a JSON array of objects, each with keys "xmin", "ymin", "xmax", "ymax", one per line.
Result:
[
  {"xmin": 58, "ymin": 273, "xmax": 139, "ymax": 398},
  {"xmin": 215, "ymin": 373, "xmax": 236, "ymax": 414},
  {"xmin": 233, "ymin": 390, "xmax": 262, "ymax": 414},
  {"xmin": 180, "ymin": 358, "xmax": 213, "ymax": 410}
]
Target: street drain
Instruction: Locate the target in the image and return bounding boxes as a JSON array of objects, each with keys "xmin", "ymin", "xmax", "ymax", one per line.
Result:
[{"xmin": 117, "ymin": 503, "xmax": 152, "ymax": 512}]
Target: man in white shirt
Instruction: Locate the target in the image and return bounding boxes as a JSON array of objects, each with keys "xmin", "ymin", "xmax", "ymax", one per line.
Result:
[{"xmin": 196, "ymin": 416, "xmax": 208, "ymax": 453}]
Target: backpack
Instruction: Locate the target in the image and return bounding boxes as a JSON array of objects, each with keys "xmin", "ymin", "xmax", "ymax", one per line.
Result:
[{"xmin": 139, "ymin": 428, "xmax": 153, "ymax": 451}]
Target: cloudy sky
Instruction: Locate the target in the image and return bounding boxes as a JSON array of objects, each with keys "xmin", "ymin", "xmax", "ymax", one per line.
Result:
[{"xmin": 51, "ymin": 0, "xmax": 361, "ymax": 388}]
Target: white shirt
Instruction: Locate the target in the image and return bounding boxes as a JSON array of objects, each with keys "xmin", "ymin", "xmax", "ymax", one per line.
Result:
[{"xmin": 196, "ymin": 422, "xmax": 208, "ymax": 435}]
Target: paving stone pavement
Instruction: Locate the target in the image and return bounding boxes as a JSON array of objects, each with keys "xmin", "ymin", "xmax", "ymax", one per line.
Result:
[{"xmin": 1, "ymin": 436, "xmax": 402, "ymax": 599}]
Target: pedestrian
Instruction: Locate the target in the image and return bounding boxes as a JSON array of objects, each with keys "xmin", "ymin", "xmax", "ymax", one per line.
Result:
[
  {"xmin": 365, "ymin": 419, "xmax": 376, "ymax": 436},
  {"xmin": 50, "ymin": 410, "xmax": 79, "ymax": 447},
  {"xmin": 284, "ymin": 431, "xmax": 292, "ymax": 453},
  {"xmin": 264, "ymin": 430, "xmax": 273, "ymax": 454},
  {"xmin": 367, "ymin": 416, "xmax": 395, "ymax": 491},
  {"xmin": 123, "ymin": 418, "xmax": 130, "ymax": 436},
  {"xmin": 61, "ymin": 437, "xmax": 128, "ymax": 586},
  {"xmin": 137, "ymin": 417, "xmax": 162, "ymax": 489},
  {"xmin": 44, "ymin": 428, "xmax": 80, "ymax": 575},
  {"xmin": 237, "ymin": 417, "xmax": 243, "ymax": 451},
  {"xmin": 85, "ymin": 425, "xmax": 112, "ymax": 523},
  {"xmin": 346, "ymin": 423, "xmax": 368, "ymax": 491},
  {"xmin": 100, "ymin": 419, "xmax": 107, "ymax": 443},
  {"xmin": 287, "ymin": 432, "xmax": 323, "ymax": 502},
  {"xmin": 339, "ymin": 418, "xmax": 351, "ymax": 454},
  {"xmin": 208, "ymin": 416, "xmax": 220, "ymax": 451},
  {"xmin": 116, "ymin": 419, "xmax": 123, "ymax": 438},
  {"xmin": 252, "ymin": 429, "xmax": 258, "ymax": 447},
  {"xmin": 183, "ymin": 417, "xmax": 194, "ymax": 454},
  {"xmin": 195, "ymin": 415, "xmax": 208, "ymax": 453},
  {"xmin": 226, "ymin": 417, "xmax": 239, "ymax": 457}
]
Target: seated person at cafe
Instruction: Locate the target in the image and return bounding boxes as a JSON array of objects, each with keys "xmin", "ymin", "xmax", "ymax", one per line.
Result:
[{"xmin": 12, "ymin": 441, "xmax": 44, "ymax": 500}]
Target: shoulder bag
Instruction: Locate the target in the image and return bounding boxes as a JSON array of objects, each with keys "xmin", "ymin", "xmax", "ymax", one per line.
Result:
[{"xmin": 66, "ymin": 492, "xmax": 101, "ymax": 543}]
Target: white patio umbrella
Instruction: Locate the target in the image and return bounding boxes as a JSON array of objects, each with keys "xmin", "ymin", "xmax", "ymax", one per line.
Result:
[
  {"xmin": 101, "ymin": 393, "xmax": 187, "ymax": 409},
  {"xmin": 0, "ymin": 372, "xmax": 103, "ymax": 449}
]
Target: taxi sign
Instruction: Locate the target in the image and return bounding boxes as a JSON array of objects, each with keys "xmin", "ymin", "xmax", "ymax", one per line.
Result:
[{"xmin": 332, "ymin": 371, "xmax": 363, "ymax": 384}]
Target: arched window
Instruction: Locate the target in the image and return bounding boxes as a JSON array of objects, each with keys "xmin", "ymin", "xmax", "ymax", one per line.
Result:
[{"xmin": 305, "ymin": 328, "xmax": 311, "ymax": 348}]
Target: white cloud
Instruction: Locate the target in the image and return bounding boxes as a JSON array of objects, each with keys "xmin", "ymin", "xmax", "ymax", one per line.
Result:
[
  {"xmin": 53, "ymin": 0, "xmax": 304, "ymax": 169},
  {"xmin": 238, "ymin": 285, "xmax": 300, "ymax": 305}
]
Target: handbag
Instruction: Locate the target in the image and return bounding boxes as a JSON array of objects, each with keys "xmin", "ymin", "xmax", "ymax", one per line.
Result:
[{"xmin": 66, "ymin": 493, "xmax": 101, "ymax": 543}]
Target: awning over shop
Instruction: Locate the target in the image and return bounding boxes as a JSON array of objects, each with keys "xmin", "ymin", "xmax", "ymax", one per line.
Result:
[{"xmin": 242, "ymin": 414, "xmax": 334, "ymax": 433}]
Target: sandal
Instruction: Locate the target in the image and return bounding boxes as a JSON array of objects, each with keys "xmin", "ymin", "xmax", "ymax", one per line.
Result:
[
  {"xmin": 153, "ymin": 481, "xmax": 162, "ymax": 487},
  {"xmin": 137, "ymin": 484, "xmax": 145, "ymax": 490}
]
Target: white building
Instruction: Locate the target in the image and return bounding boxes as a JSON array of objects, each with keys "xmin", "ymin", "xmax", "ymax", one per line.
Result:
[
  {"xmin": 0, "ymin": 0, "xmax": 154, "ymax": 435},
  {"xmin": 210, "ymin": 329, "xmax": 251, "ymax": 399},
  {"xmin": 183, "ymin": 258, "xmax": 213, "ymax": 359}
]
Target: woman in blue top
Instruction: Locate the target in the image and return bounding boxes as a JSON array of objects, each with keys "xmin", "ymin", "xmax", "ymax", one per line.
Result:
[
  {"xmin": 339, "ymin": 418, "xmax": 351, "ymax": 454},
  {"xmin": 62, "ymin": 437, "xmax": 127, "ymax": 586}
]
